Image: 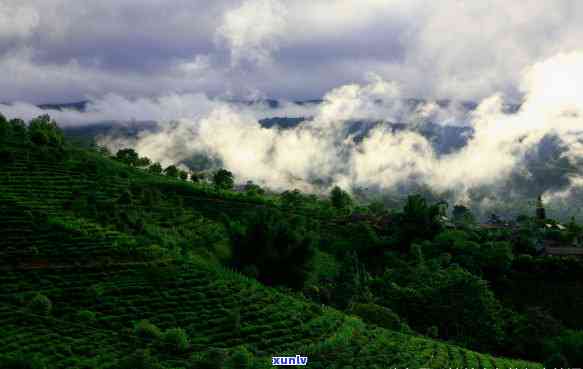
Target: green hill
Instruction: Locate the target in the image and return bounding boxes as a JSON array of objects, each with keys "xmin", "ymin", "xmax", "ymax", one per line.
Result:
[{"xmin": 0, "ymin": 116, "xmax": 544, "ymax": 368}]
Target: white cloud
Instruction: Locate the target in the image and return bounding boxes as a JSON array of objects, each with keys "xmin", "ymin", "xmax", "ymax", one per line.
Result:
[
  {"xmin": 216, "ymin": 0, "xmax": 288, "ymax": 67},
  {"xmin": 0, "ymin": 3, "xmax": 39, "ymax": 40}
]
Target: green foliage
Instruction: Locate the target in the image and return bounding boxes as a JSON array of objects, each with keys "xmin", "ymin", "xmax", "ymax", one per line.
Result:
[
  {"xmin": 544, "ymin": 352, "xmax": 569, "ymax": 368},
  {"xmin": 426, "ymin": 325, "xmax": 439, "ymax": 338},
  {"xmin": 28, "ymin": 115, "xmax": 64, "ymax": 147},
  {"xmin": 76, "ymin": 310, "xmax": 97, "ymax": 323},
  {"xmin": 243, "ymin": 181, "xmax": 264, "ymax": 196},
  {"xmin": 190, "ymin": 171, "xmax": 205, "ymax": 183},
  {"xmin": 164, "ymin": 165, "xmax": 179, "ymax": 178},
  {"xmin": 228, "ymin": 308, "xmax": 241, "ymax": 336},
  {"xmin": 348, "ymin": 303, "xmax": 411, "ymax": 333},
  {"xmin": 0, "ymin": 352, "xmax": 47, "ymax": 369},
  {"xmin": 148, "ymin": 162, "xmax": 163, "ymax": 175},
  {"xmin": 228, "ymin": 208, "xmax": 316, "ymax": 289},
  {"xmin": 136, "ymin": 156, "xmax": 151, "ymax": 168},
  {"xmin": 330, "ymin": 186, "xmax": 353, "ymax": 212},
  {"xmin": 388, "ymin": 194, "xmax": 443, "ymax": 252},
  {"xmin": 225, "ymin": 346, "xmax": 252, "ymax": 369},
  {"xmin": 192, "ymin": 349, "xmax": 227, "ymax": 369},
  {"xmin": 279, "ymin": 189, "xmax": 305, "ymax": 208},
  {"xmin": 213, "ymin": 169, "xmax": 234, "ymax": 190},
  {"xmin": 8, "ymin": 118, "xmax": 27, "ymax": 140},
  {"xmin": 115, "ymin": 148, "xmax": 140, "ymax": 166},
  {"xmin": 334, "ymin": 251, "xmax": 371, "ymax": 309},
  {"xmin": 28, "ymin": 294, "xmax": 52, "ymax": 316},
  {"xmin": 543, "ymin": 330, "xmax": 583, "ymax": 366},
  {"xmin": 118, "ymin": 349, "xmax": 161, "ymax": 369},
  {"xmin": 372, "ymin": 264, "xmax": 504, "ymax": 351},
  {"xmin": 505, "ymin": 307, "xmax": 563, "ymax": 360},
  {"xmin": 134, "ymin": 320, "xmax": 162, "ymax": 343},
  {"xmin": 452, "ymin": 204, "xmax": 474, "ymax": 225},
  {"xmin": 0, "ymin": 113, "xmax": 7, "ymax": 142},
  {"xmin": 179, "ymin": 170, "xmax": 188, "ymax": 181},
  {"xmin": 160, "ymin": 328, "xmax": 189, "ymax": 354}
]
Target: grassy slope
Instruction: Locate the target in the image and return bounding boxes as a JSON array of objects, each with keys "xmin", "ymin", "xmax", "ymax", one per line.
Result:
[{"xmin": 0, "ymin": 143, "xmax": 541, "ymax": 368}]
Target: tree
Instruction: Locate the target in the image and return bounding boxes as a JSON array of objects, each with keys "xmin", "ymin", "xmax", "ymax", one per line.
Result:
[
  {"xmin": 0, "ymin": 113, "xmax": 8, "ymax": 142},
  {"xmin": 544, "ymin": 353, "xmax": 569, "ymax": 369},
  {"xmin": 96, "ymin": 145, "xmax": 111, "ymax": 157},
  {"xmin": 163, "ymin": 165, "xmax": 179, "ymax": 178},
  {"xmin": 213, "ymin": 169, "xmax": 234, "ymax": 190},
  {"xmin": 179, "ymin": 170, "xmax": 188, "ymax": 181},
  {"xmin": 115, "ymin": 148, "xmax": 140, "ymax": 166},
  {"xmin": 226, "ymin": 346, "xmax": 253, "ymax": 369},
  {"xmin": 134, "ymin": 320, "xmax": 162, "ymax": 343},
  {"xmin": 191, "ymin": 172, "xmax": 204, "ymax": 183},
  {"xmin": 389, "ymin": 195, "xmax": 443, "ymax": 252},
  {"xmin": 280, "ymin": 189, "xmax": 305, "ymax": 208},
  {"xmin": 136, "ymin": 156, "xmax": 151, "ymax": 168},
  {"xmin": 543, "ymin": 330, "xmax": 583, "ymax": 367},
  {"xmin": 29, "ymin": 294, "xmax": 52, "ymax": 316},
  {"xmin": 244, "ymin": 181, "xmax": 264, "ymax": 196},
  {"xmin": 334, "ymin": 251, "xmax": 371, "ymax": 309},
  {"xmin": 228, "ymin": 209, "xmax": 316, "ymax": 289},
  {"xmin": 452, "ymin": 205, "xmax": 474, "ymax": 224},
  {"xmin": 161, "ymin": 328, "xmax": 189, "ymax": 353},
  {"xmin": 8, "ymin": 118, "xmax": 27, "ymax": 140},
  {"xmin": 30, "ymin": 115, "xmax": 64, "ymax": 147},
  {"xmin": 330, "ymin": 186, "xmax": 353, "ymax": 211},
  {"xmin": 372, "ymin": 264, "xmax": 504, "ymax": 351},
  {"xmin": 28, "ymin": 115, "xmax": 64, "ymax": 147},
  {"xmin": 147, "ymin": 162, "xmax": 163, "ymax": 175}
]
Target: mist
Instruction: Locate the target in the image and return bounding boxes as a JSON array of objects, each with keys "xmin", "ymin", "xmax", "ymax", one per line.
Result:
[{"xmin": 75, "ymin": 51, "xmax": 580, "ymax": 220}]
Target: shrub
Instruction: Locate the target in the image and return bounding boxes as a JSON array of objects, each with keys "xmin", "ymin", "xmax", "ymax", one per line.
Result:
[
  {"xmin": 193, "ymin": 348, "xmax": 227, "ymax": 369},
  {"xmin": 543, "ymin": 329, "xmax": 583, "ymax": 366},
  {"xmin": 76, "ymin": 310, "xmax": 96, "ymax": 323},
  {"xmin": 134, "ymin": 320, "xmax": 162, "ymax": 342},
  {"xmin": 348, "ymin": 303, "xmax": 409, "ymax": 332},
  {"xmin": 118, "ymin": 349, "xmax": 160, "ymax": 369},
  {"xmin": 226, "ymin": 346, "xmax": 252, "ymax": 369},
  {"xmin": 544, "ymin": 352, "xmax": 569, "ymax": 368},
  {"xmin": 161, "ymin": 328, "xmax": 189, "ymax": 353},
  {"xmin": 28, "ymin": 294, "xmax": 52, "ymax": 316},
  {"xmin": 0, "ymin": 352, "xmax": 47, "ymax": 369},
  {"xmin": 228, "ymin": 309, "xmax": 241, "ymax": 336}
]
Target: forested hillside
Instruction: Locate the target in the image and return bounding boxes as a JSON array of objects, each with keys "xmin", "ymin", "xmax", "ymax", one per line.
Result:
[{"xmin": 1, "ymin": 114, "xmax": 580, "ymax": 368}]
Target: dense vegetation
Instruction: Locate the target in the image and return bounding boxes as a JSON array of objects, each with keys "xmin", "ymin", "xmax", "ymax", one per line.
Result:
[{"xmin": 0, "ymin": 113, "xmax": 581, "ymax": 368}]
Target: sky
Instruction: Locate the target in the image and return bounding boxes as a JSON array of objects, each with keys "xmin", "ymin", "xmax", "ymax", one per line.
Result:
[{"xmin": 1, "ymin": 0, "xmax": 582, "ymax": 104}]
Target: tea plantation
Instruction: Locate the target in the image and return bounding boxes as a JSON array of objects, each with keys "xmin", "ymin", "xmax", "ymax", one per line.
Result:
[{"xmin": 0, "ymin": 118, "xmax": 544, "ymax": 368}]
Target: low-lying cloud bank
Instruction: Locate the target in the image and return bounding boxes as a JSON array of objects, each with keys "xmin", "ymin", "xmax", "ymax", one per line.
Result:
[
  {"xmin": 3, "ymin": 51, "xmax": 583, "ymax": 220},
  {"xmin": 91, "ymin": 51, "xmax": 583, "ymax": 220}
]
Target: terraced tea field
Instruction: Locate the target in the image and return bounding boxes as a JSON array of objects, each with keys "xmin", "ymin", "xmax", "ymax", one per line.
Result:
[
  {"xmin": 0, "ymin": 260, "xmax": 543, "ymax": 368},
  {"xmin": 0, "ymin": 143, "xmax": 544, "ymax": 368}
]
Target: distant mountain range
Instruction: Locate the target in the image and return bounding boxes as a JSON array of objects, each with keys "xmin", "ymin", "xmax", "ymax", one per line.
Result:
[{"xmin": 35, "ymin": 98, "xmax": 520, "ymax": 156}]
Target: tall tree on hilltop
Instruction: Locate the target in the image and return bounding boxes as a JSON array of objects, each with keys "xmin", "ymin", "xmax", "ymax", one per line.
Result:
[{"xmin": 213, "ymin": 169, "xmax": 234, "ymax": 190}]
